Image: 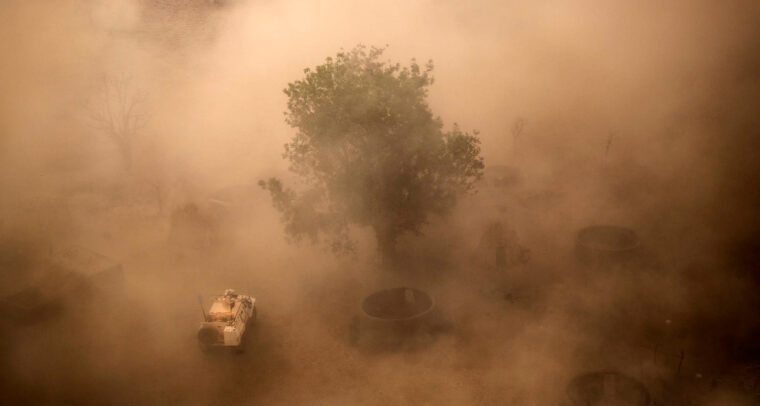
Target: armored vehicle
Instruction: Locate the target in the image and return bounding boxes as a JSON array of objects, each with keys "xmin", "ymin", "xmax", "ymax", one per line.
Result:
[{"xmin": 197, "ymin": 289, "xmax": 256, "ymax": 352}]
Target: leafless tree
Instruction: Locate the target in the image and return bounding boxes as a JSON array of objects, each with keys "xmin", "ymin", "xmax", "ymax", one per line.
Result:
[
  {"xmin": 88, "ymin": 74, "xmax": 147, "ymax": 171},
  {"xmin": 511, "ymin": 116, "xmax": 525, "ymax": 156},
  {"xmin": 86, "ymin": 75, "xmax": 169, "ymax": 214},
  {"xmin": 605, "ymin": 131, "xmax": 616, "ymax": 158}
]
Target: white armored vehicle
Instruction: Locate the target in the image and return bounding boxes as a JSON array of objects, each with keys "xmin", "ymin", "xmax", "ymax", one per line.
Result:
[{"xmin": 197, "ymin": 289, "xmax": 256, "ymax": 352}]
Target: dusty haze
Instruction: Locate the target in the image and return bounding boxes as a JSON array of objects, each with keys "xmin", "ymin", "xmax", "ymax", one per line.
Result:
[{"xmin": 1, "ymin": 0, "xmax": 760, "ymax": 405}]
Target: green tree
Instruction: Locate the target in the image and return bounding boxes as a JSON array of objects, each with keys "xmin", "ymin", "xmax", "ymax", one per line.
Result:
[{"xmin": 260, "ymin": 46, "xmax": 484, "ymax": 262}]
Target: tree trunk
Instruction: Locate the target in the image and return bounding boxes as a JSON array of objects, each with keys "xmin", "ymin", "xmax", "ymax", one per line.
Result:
[{"xmin": 119, "ymin": 141, "xmax": 132, "ymax": 171}]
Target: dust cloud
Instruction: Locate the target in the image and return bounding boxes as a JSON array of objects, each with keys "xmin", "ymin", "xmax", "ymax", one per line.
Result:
[{"xmin": 1, "ymin": 0, "xmax": 760, "ymax": 404}]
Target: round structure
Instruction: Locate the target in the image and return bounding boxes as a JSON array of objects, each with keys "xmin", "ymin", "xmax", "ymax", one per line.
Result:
[
  {"xmin": 567, "ymin": 371, "xmax": 651, "ymax": 406},
  {"xmin": 362, "ymin": 287, "xmax": 434, "ymax": 321},
  {"xmin": 576, "ymin": 226, "xmax": 640, "ymax": 266},
  {"xmin": 353, "ymin": 287, "xmax": 437, "ymax": 348}
]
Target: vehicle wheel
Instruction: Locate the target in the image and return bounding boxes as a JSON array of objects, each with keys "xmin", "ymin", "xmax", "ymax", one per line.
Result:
[
  {"xmin": 235, "ymin": 335, "xmax": 247, "ymax": 353},
  {"xmin": 197, "ymin": 326, "xmax": 218, "ymax": 354},
  {"xmin": 247, "ymin": 307, "xmax": 257, "ymax": 327}
]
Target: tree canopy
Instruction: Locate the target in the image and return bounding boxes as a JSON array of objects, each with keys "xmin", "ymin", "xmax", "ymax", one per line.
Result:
[{"xmin": 260, "ymin": 46, "xmax": 484, "ymax": 260}]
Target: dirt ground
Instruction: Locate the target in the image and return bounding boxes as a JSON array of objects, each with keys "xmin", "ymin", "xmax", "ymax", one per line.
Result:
[
  {"xmin": 3, "ymin": 183, "xmax": 756, "ymax": 406},
  {"xmin": 2, "ymin": 3, "xmax": 759, "ymax": 402}
]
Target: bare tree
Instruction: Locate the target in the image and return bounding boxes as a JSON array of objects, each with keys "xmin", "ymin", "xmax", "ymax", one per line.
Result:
[
  {"xmin": 605, "ymin": 131, "xmax": 616, "ymax": 158},
  {"xmin": 86, "ymin": 75, "xmax": 169, "ymax": 215},
  {"xmin": 88, "ymin": 74, "xmax": 147, "ymax": 171},
  {"xmin": 511, "ymin": 117, "xmax": 525, "ymax": 157}
]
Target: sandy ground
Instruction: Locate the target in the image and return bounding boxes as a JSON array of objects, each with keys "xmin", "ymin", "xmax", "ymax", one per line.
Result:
[{"xmin": 0, "ymin": 185, "xmax": 756, "ymax": 405}]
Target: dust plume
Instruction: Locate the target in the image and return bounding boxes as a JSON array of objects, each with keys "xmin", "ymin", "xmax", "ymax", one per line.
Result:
[{"xmin": 1, "ymin": 0, "xmax": 760, "ymax": 404}]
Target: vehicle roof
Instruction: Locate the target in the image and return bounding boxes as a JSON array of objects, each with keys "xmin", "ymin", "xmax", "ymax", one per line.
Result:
[{"xmin": 209, "ymin": 300, "xmax": 239, "ymax": 315}]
